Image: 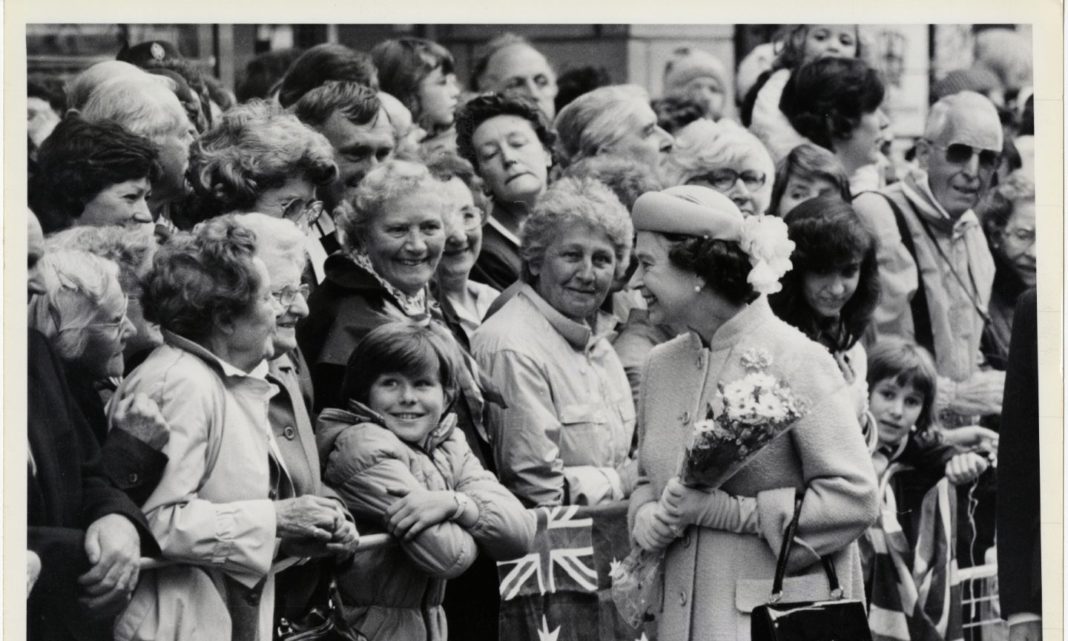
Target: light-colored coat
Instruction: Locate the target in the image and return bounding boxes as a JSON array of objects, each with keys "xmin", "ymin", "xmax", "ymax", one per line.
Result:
[
  {"xmin": 629, "ymin": 297, "xmax": 879, "ymax": 641},
  {"xmin": 111, "ymin": 332, "xmax": 285, "ymax": 641}
]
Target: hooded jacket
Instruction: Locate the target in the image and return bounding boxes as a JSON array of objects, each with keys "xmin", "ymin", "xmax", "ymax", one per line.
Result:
[{"xmin": 316, "ymin": 403, "xmax": 535, "ymax": 641}]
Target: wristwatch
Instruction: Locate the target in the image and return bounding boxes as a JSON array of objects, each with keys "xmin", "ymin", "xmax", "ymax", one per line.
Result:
[{"xmin": 450, "ymin": 492, "xmax": 473, "ymax": 521}]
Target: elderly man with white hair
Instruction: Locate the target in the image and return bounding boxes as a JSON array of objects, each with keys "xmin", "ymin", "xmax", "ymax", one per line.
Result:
[
  {"xmin": 853, "ymin": 91, "xmax": 1006, "ymax": 426},
  {"xmin": 80, "ymin": 74, "xmax": 197, "ymax": 216}
]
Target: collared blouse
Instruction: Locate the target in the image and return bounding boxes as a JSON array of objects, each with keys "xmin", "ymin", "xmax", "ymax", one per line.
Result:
[{"xmin": 471, "ymin": 283, "xmax": 636, "ymax": 507}]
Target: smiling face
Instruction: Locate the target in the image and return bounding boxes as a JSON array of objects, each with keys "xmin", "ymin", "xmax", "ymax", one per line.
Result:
[
  {"xmin": 367, "ymin": 366, "xmax": 446, "ymax": 444},
  {"xmin": 870, "ymin": 377, "xmax": 925, "ymax": 449},
  {"xmin": 417, "ymin": 66, "xmax": 461, "ymax": 130},
  {"xmin": 801, "ymin": 261, "xmax": 862, "ymax": 320},
  {"xmin": 80, "ymin": 178, "xmax": 154, "ymax": 230},
  {"xmin": 530, "ymin": 222, "xmax": 616, "ymax": 323},
  {"xmin": 802, "ymin": 24, "xmax": 859, "ymax": 62},
  {"xmin": 633, "ymin": 231, "xmax": 700, "ymax": 331},
  {"xmin": 471, "ymin": 114, "xmax": 551, "ymax": 206},
  {"xmin": 224, "ymin": 258, "xmax": 281, "ymax": 370},
  {"xmin": 437, "ymin": 177, "xmax": 483, "ymax": 283},
  {"xmin": 266, "ymin": 258, "xmax": 308, "ymax": 354},
  {"xmin": 364, "ymin": 188, "xmax": 446, "ymax": 295}
]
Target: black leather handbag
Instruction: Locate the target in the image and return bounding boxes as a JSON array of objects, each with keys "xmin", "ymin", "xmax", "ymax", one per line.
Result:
[{"xmin": 751, "ymin": 496, "xmax": 873, "ymax": 641}]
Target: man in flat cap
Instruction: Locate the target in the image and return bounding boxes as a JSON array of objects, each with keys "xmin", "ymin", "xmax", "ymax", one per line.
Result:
[{"xmin": 854, "ymin": 91, "xmax": 1005, "ymax": 428}]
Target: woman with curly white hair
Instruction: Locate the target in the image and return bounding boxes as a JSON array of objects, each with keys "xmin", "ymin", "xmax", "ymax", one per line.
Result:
[
  {"xmin": 661, "ymin": 118, "xmax": 776, "ymax": 216},
  {"xmin": 28, "ymin": 250, "xmax": 137, "ymax": 444},
  {"xmin": 471, "ymin": 177, "xmax": 637, "ymax": 508},
  {"xmin": 297, "ymin": 159, "xmax": 450, "ymax": 413}
]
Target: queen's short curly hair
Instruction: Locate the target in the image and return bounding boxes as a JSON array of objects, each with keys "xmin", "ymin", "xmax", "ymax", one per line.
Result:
[
  {"xmin": 518, "ymin": 177, "xmax": 634, "ymax": 283},
  {"xmin": 186, "ymin": 100, "xmax": 337, "ymax": 221},
  {"xmin": 337, "ymin": 159, "xmax": 449, "ymax": 253},
  {"xmin": 779, "ymin": 57, "xmax": 885, "ymax": 151},
  {"xmin": 141, "ymin": 218, "xmax": 263, "ymax": 342}
]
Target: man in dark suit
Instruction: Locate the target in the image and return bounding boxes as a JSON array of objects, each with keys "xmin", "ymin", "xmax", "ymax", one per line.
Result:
[{"xmin": 997, "ymin": 287, "xmax": 1041, "ymax": 641}]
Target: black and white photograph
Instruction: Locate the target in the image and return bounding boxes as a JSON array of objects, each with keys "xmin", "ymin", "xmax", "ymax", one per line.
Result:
[{"xmin": 9, "ymin": 11, "xmax": 1061, "ymax": 641}]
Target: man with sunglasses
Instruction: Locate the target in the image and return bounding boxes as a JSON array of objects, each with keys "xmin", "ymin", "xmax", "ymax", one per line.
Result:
[{"xmin": 854, "ymin": 91, "xmax": 1005, "ymax": 428}]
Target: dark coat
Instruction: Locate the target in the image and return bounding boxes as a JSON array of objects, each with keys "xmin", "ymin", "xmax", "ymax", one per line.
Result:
[
  {"xmin": 27, "ymin": 330, "xmax": 159, "ymax": 641},
  {"xmin": 997, "ymin": 288, "xmax": 1040, "ymax": 618}
]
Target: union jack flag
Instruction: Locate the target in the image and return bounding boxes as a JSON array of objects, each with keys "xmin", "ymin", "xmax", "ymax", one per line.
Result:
[{"xmin": 498, "ymin": 502, "xmax": 648, "ymax": 641}]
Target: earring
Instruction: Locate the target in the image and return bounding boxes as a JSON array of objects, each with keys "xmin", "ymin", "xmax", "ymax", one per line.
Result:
[
  {"xmin": 694, "ymin": 283, "xmax": 703, "ymax": 293},
  {"xmin": 909, "ymin": 424, "xmax": 917, "ymax": 433}
]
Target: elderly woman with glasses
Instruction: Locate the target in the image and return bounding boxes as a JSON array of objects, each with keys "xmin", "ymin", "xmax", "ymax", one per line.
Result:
[
  {"xmin": 225, "ymin": 212, "xmax": 360, "ymax": 631},
  {"xmin": 977, "ymin": 172, "xmax": 1036, "ymax": 370},
  {"xmin": 110, "ymin": 218, "xmax": 351, "ymax": 641},
  {"xmin": 471, "ymin": 177, "xmax": 637, "ymax": 508},
  {"xmin": 184, "ymin": 100, "xmax": 338, "ymax": 232},
  {"xmin": 661, "ymin": 118, "xmax": 775, "ymax": 216},
  {"xmin": 28, "ymin": 250, "xmax": 138, "ymax": 444}
]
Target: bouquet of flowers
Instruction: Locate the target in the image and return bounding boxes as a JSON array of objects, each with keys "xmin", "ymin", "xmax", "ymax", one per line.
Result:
[
  {"xmin": 612, "ymin": 349, "xmax": 807, "ymax": 627},
  {"xmin": 679, "ymin": 349, "xmax": 807, "ymax": 488}
]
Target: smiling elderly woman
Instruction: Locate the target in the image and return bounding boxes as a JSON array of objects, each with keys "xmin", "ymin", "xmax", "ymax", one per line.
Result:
[
  {"xmin": 471, "ymin": 177, "xmax": 637, "ymax": 507},
  {"xmin": 298, "ymin": 159, "xmax": 450, "ymax": 412},
  {"xmin": 110, "ymin": 219, "xmax": 350, "ymax": 641},
  {"xmin": 661, "ymin": 118, "xmax": 776, "ymax": 216}
]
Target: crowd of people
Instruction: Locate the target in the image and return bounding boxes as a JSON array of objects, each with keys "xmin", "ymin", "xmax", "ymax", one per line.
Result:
[{"xmin": 25, "ymin": 23, "xmax": 1040, "ymax": 641}]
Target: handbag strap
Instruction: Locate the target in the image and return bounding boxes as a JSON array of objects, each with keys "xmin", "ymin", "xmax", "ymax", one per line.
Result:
[{"xmin": 769, "ymin": 493, "xmax": 844, "ymax": 602}]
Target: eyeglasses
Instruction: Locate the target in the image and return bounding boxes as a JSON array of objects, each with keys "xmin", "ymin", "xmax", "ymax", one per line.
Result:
[
  {"xmin": 56, "ymin": 296, "xmax": 130, "ymax": 335},
  {"xmin": 929, "ymin": 142, "xmax": 1000, "ymax": 172},
  {"xmin": 282, "ymin": 199, "xmax": 326, "ymax": 233},
  {"xmin": 1002, "ymin": 226, "xmax": 1036, "ymax": 245},
  {"xmin": 272, "ymin": 284, "xmax": 310, "ymax": 308},
  {"xmin": 458, "ymin": 206, "xmax": 484, "ymax": 232},
  {"xmin": 690, "ymin": 169, "xmax": 767, "ymax": 191}
]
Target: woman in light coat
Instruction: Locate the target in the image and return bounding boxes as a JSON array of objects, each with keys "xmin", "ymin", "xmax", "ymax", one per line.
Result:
[
  {"xmin": 627, "ymin": 186, "xmax": 879, "ymax": 641},
  {"xmin": 111, "ymin": 220, "xmax": 355, "ymax": 641}
]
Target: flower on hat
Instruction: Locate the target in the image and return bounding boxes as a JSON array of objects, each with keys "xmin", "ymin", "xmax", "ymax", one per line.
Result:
[{"xmin": 739, "ymin": 215, "xmax": 794, "ymax": 295}]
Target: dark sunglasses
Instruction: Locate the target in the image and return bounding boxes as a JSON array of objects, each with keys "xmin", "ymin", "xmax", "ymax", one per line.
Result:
[{"xmin": 930, "ymin": 142, "xmax": 1000, "ymax": 171}]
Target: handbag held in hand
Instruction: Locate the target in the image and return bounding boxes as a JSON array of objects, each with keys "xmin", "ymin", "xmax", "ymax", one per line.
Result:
[{"xmin": 750, "ymin": 495, "xmax": 872, "ymax": 641}]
